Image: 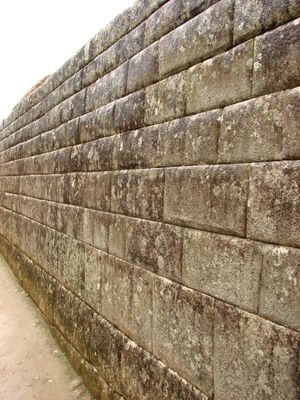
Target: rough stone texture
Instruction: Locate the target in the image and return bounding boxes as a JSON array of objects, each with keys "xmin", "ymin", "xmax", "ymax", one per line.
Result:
[
  {"xmin": 248, "ymin": 161, "xmax": 300, "ymax": 247},
  {"xmin": 164, "ymin": 165, "xmax": 249, "ymax": 236},
  {"xmin": 214, "ymin": 302, "xmax": 300, "ymax": 400},
  {"xmin": 0, "ymin": 2, "xmax": 299, "ymax": 400},
  {"xmin": 259, "ymin": 244, "xmax": 300, "ymax": 331},
  {"xmin": 186, "ymin": 40, "xmax": 253, "ymax": 114},
  {"xmin": 234, "ymin": 0, "xmax": 300, "ymax": 43},
  {"xmin": 183, "ymin": 230, "xmax": 262, "ymax": 312},
  {"xmin": 253, "ymin": 19, "xmax": 300, "ymax": 96},
  {"xmin": 159, "ymin": 0, "xmax": 233, "ymax": 78}
]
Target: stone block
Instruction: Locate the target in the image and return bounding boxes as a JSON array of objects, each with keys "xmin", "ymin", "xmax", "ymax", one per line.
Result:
[
  {"xmin": 83, "ymin": 245, "xmax": 107, "ymax": 314},
  {"xmin": 108, "ymin": 214, "xmax": 127, "ymax": 259},
  {"xmin": 159, "ymin": 0, "xmax": 233, "ymax": 78},
  {"xmin": 157, "ymin": 110, "xmax": 220, "ymax": 167},
  {"xmin": 102, "ymin": 257, "xmax": 153, "ymax": 351},
  {"xmin": 153, "ymin": 277, "xmax": 214, "ymax": 396},
  {"xmin": 83, "ymin": 136, "xmax": 119, "ymax": 172},
  {"xmin": 234, "ymin": 0, "xmax": 300, "ymax": 44},
  {"xmin": 81, "ymin": 172, "xmax": 111, "ymax": 211},
  {"xmin": 145, "ymin": 71, "xmax": 186, "ymax": 125},
  {"xmin": 253, "ymin": 19, "xmax": 300, "ymax": 96},
  {"xmin": 214, "ymin": 302, "xmax": 300, "ymax": 400},
  {"xmin": 183, "ymin": 229, "xmax": 262, "ymax": 312},
  {"xmin": 186, "ymin": 40, "xmax": 253, "ymax": 114},
  {"xmin": 117, "ymin": 125, "xmax": 159, "ymax": 169},
  {"xmin": 111, "ymin": 169, "xmax": 164, "ymax": 220},
  {"xmin": 127, "ymin": 43, "xmax": 159, "ymax": 93},
  {"xmin": 114, "ymin": 90, "xmax": 145, "ymax": 133},
  {"xmin": 117, "ymin": 22, "xmax": 145, "ymax": 66},
  {"xmin": 260, "ymin": 244, "xmax": 300, "ymax": 331},
  {"xmin": 248, "ymin": 161, "xmax": 300, "ymax": 247},
  {"xmin": 218, "ymin": 92, "xmax": 284, "ymax": 163},
  {"xmin": 79, "ymin": 103, "xmax": 115, "ymax": 143},
  {"xmin": 164, "ymin": 165, "xmax": 249, "ymax": 236},
  {"xmin": 126, "ymin": 218, "xmax": 183, "ymax": 282},
  {"xmin": 85, "ymin": 62, "xmax": 128, "ymax": 113},
  {"xmin": 283, "ymin": 87, "xmax": 300, "ymax": 159}
]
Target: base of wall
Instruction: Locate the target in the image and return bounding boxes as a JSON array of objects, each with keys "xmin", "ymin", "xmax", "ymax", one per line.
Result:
[{"xmin": 0, "ymin": 234, "xmax": 207, "ymax": 400}]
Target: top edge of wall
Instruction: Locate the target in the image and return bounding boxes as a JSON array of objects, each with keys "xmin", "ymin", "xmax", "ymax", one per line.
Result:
[{"xmin": 0, "ymin": 0, "xmax": 169, "ymax": 133}]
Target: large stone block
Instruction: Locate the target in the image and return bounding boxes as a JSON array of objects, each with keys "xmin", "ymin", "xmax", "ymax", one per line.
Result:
[
  {"xmin": 253, "ymin": 19, "xmax": 300, "ymax": 96},
  {"xmin": 186, "ymin": 40, "xmax": 253, "ymax": 114},
  {"xmin": 145, "ymin": 71, "xmax": 186, "ymax": 125},
  {"xmin": 283, "ymin": 87, "xmax": 300, "ymax": 159},
  {"xmin": 248, "ymin": 161, "xmax": 300, "ymax": 247},
  {"xmin": 164, "ymin": 165, "xmax": 249, "ymax": 236},
  {"xmin": 234, "ymin": 0, "xmax": 300, "ymax": 44},
  {"xmin": 159, "ymin": 0, "xmax": 233, "ymax": 78},
  {"xmin": 114, "ymin": 90, "xmax": 145, "ymax": 133},
  {"xmin": 157, "ymin": 110, "xmax": 220, "ymax": 167},
  {"xmin": 111, "ymin": 169, "xmax": 164, "ymax": 220},
  {"xmin": 116, "ymin": 125, "xmax": 159, "ymax": 169},
  {"xmin": 80, "ymin": 172, "xmax": 111, "ymax": 211},
  {"xmin": 218, "ymin": 92, "xmax": 284, "ymax": 163},
  {"xmin": 102, "ymin": 257, "xmax": 153, "ymax": 351},
  {"xmin": 183, "ymin": 229, "xmax": 262, "ymax": 312},
  {"xmin": 107, "ymin": 214, "xmax": 127, "ymax": 259},
  {"xmin": 260, "ymin": 244, "xmax": 300, "ymax": 331},
  {"xmin": 127, "ymin": 43, "xmax": 159, "ymax": 93},
  {"xmin": 153, "ymin": 277, "xmax": 214, "ymax": 396},
  {"xmin": 214, "ymin": 302, "xmax": 300, "ymax": 400},
  {"xmin": 126, "ymin": 218, "xmax": 183, "ymax": 282}
]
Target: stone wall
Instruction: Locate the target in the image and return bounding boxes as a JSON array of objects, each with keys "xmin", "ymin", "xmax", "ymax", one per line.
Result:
[{"xmin": 0, "ymin": 0, "xmax": 299, "ymax": 399}]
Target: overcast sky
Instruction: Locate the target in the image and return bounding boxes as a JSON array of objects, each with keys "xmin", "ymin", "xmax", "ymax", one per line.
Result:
[{"xmin": 0, "ymin": 0, "xmax": 134, "ymax": 122}]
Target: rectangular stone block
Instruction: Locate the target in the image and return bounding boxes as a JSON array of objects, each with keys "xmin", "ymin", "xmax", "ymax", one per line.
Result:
[
  {"xmin": 259, "ymin": 244, "xmax": 300, "ymax": 331},
  {"xmin": 111, "ymin": 169, "xmax": 164, "ymax": 220},
  {"xmin": 107, "ymin": 214, "xmax": 127, "ymax": 259},
  {"xmin": 102, "ymin": 257, "xmax": 153, "ymax": 351},
  {"xmin": 117, "ymin": 125, "xmax": 159, "ymax": 169},
  {"xmin": 214, "ymin": 302, "xmax": 300, "ymax": 400},
  {"xmin": 83, "ymin": 245, "xmax": 106, "ymax": 314},
  {"xmin": 164, "ymin": 165, "xmax": 249, "ymax": 236},
  {"xmin": 218, "ymin": 92, "xmax": 284, "ymax": 163},
  {"xmin": 85, "ymin": 62, "xmax": 128, "ymax": 113},
  {"xmin": 253, "ymin": 19, "xmax": 300, "ymax": 96},
  {"xmin": 153, "ymin": 277, "xmax": 214, "ymax": 396},
  {"xmin": 186, "ymin": 40, "xmax": 253, "ymax": 114},
  {"xmin": 159, "ymin": 0, "xmax": 233, "ymax": 78},
  {"xmin": 183, "ymin": 229, "xmax": 262, "ymax": 312},
  {"xmin": 114, "ymin": 90, "xmax": 145, "ymax": 133},
  {"xmin": 283, "ymin": 87, "xmax": 300, "ymax": 159},
  {"xmin": 127, "ymin": 43, "xmax": 159, "ymax": 93},
  {"xmin": 126, "ymin": 218, "xmax": 183, "ymax": 282},
  {"xmin": 248, "ymin": 161, "xmax": 300, "ymax": 247},
  {"xmin": 145, "ymin": 71, "xmax": 186, "ymax": 125},
  {"xmin": 157, "ymin": 110, "xmax": 220, "ymax": 167},
  {"xmin": 83, "ymin": 136, "xmax": 119, "ymax": 172},
  {"xmin": 234, "ymin": 0, "xmax": 300, "ymax": 44},
  {"xmin": 81, "ymin": 172, "xmax": 111, "ymax": 211}
]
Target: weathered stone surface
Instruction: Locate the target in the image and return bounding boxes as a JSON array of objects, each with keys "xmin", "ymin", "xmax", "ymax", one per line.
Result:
[
  {"xmin": 157, "ymin": 110, "xmax": 220, "ymax": 166},
  {"xmin": 107, "ymin": 214, "xmax": 127, "ymax": 259},
  {"xmin": 159, "ymin": 0, "xmax": 233, "ymax": 78},
  {"xmin": 187, "ymin": 40, "xmax": 253, "ymax": 114},
  {"xmin": 114, "ymin": 90, "xmax": 145, "ymax": 133},
  {"xmin": 85, "ymin": 63, "xmax": 128, "ymax": 113},
  {"xmin": 164, "ymin": 165, "xmax": 249, "ymax": 236},
  {"xmin": 83, "ymin": 245, "xmax": 105, "ymax": 314},
  {"xmin": 248, "ymin": 161, "xmax": 300, "ymax": 247},
  {"xmin": 81, "ymin": 172, "xmax": 111, "ymax": 211},
  {"xmin": 218, "ymin": 92, "xmax": 285, "ymax": 163},
  {"xmin": 259, "ymin": 244, "xmax": 300, "ymax": 331},
  {"xmin": 126, "ymin": 218, "xmax": 183, "ymax": 282},
  {"xmin": 145, "ymin": 71, "xmax": 186, "ymax": 125},
  {"xmin": 102, "ymin": 257, "xmax": 153, "ymax": 351},
  {"xmin": 111, "ymin": 169, "xmax": 164, "ymax": 220},
  {"xmin": 117, "ymin": 125, "xmax": 159, "ymax": 169},
  {"xmin": 234, "ymin": 0, "xmax": 300, "ymax": 43},
  {"xmin": 214, "ymin": 302, "xmax": 300, "ymax": 400},
  {"xmin": 127, "ymin": 43, "xmax": 159, "ymax": 93},
  {"xmin": 283, "ymin": 87, "xmax": 300, "ymax": 159},
  {"xmin": 153, "ymin": 277, "xmax": 214, "ymax": 396},
  {"xmin": 183, "ymin": 229, "xmax": 262, "ymax": 312},
  {"xmin": 253, "ymin": 19, "xmax": 300, "ymax": 96}
]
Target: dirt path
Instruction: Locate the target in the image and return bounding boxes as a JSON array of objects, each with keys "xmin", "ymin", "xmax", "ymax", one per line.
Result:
[{"xmin": 0, "ymin": 254, "xmax": 92, "ymax": 400}]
